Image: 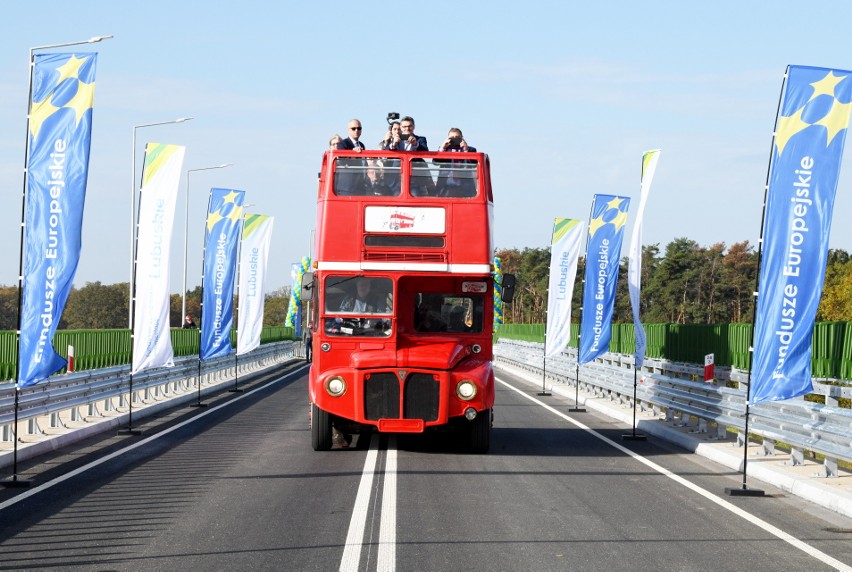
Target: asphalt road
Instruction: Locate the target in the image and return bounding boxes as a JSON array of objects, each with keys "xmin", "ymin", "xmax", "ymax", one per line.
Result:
[{"xmin": 0, "ymin": 363, "xmax": 850, "ymax": 571}]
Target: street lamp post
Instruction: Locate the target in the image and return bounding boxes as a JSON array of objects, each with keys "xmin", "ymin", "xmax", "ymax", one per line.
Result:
[
  {"xmin": 129, "ymin": 117, "xmax": 193, "ymax": 328},
  {"xmin": 182, "ymin": 164, "xmax": 233, "ymax": 320}
]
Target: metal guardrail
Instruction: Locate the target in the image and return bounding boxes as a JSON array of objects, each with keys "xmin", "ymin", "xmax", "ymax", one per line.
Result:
[
  {"xmin": 495, "ymin": 339, "xmax": 852, "ymax": 477},
  {"xmin": 0, "ymin": 341, "xmax": 300, "ymax": 445}
]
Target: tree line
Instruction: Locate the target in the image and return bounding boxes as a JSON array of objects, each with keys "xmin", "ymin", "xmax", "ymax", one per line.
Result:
[
  {"xmin": 0, "ymin": 283, "xmax": 292, "ymax": 331},
  {"xmin": 496, "ymin": 239, "xmax": 852, "ymax": 325}
]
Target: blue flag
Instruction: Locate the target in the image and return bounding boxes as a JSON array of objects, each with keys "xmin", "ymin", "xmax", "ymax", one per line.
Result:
[
  {"xmin": 751, "ymin": 65, "xmax": 852, "ymax": 405},
  {"xmin": 19, "ymin": 53, "xmax": 98, "ymax": 387},
  {"xmin": 200, "ymin": 188, "xmax": 246, "ymax": 360},
  {"xmin": 578, "ymin": 194, "xmax": 630, "ymax": 365}
]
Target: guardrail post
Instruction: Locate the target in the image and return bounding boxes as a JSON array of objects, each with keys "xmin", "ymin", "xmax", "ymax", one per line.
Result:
[
  {"xmin": 761, "ymin": 438, "xmax": 775, "ymax": 456},
  {"xmin": 790, "ymin": 447, "xmax": 805, "ymax": 466},
  {"xmin": 822, "ymin": 457, "xmax": 839, "ymax": 478}
]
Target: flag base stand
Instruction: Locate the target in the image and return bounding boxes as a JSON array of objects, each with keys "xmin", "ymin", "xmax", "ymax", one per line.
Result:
[
  {"xmin": 725, "ymin": 486, "xmax": 765, "ymax": 497},
  {"xmin": 228, "ymin": 388, "xmax": 244, "ymax": 394},
  {"xmin": 1, "ymin": 476, "xmax": 33, "ymax": 488},
  {"xmin": 568, "ymin": 407, "xmax": 586, "ymax": 413},
  {"xmin": 117, "ymin": 428, "xmax": 144, "ymax": 436},
  {"xmin": 191, "ymin": 402, "xmax": 209, "ymax": 408},
  {"xmin": 622, "ymin": 433, "xmax": 646, "ymax": 441},
  {"xmin": 536, "ymin": 392, "xmax": 551, "ymax": 396}
]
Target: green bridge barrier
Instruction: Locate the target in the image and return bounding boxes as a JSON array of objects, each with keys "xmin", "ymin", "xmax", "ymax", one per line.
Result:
[
  {"xmin": 495, "ymin": 321, "xmax": 852, "ymax": 382},
  {"xmin": 0, "ymin": 326, "xmax": 296, "ymax": 382}
]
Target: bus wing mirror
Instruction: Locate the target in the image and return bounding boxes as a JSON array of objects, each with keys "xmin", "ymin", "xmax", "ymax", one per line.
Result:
[
  {"xmin": 500, "ymin": 274, "xmax": 516, "ymax": 303},
  {"xmin": 301, "ymin": 272, "xmax": 315, "ymax": 302}
]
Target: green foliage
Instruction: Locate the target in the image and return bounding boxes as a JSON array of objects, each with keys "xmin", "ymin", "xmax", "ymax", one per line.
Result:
[
  {"xmin": 61, "ymin": 282, "xmax": 129, "ymax": 329},
  {"xmin": 263, "ymin": 286, "xmax": 291, "ymax": 326},
  {"xmin": 498, "ymin": 239, "xmax": 759, "ymax": 326},
  {"xmin": 819, "ymin": 251, "xmax": 852, "ymax": 321}
]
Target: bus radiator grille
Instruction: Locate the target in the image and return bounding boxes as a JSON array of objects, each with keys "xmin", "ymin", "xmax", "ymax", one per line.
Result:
[
  {"xmin": 403, "ymin": 374, "xmax": 440, "ymax": 422},
  {"xmin": 364, "ymin": 373, "xmax": 400, "ymax": 420}
]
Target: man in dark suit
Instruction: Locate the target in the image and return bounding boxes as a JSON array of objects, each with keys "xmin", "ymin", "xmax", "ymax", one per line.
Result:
[
  {"xmin": 335, "ymin": 119, "xmax": 366, "ymax": 195},
  {"xmin": 436, "ymin": 128, "xmax": 478, "ymax": 197},
  {"xmin": 338, "ymin": 119, "xmax": 365, "ymax": 150},
  {"xmin": 398, "ymin": 116, "xmax": 429, "ymax": 151}
]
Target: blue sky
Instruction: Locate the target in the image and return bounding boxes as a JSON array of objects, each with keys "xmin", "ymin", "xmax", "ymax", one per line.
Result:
[{"xmin": 3, "ymin": 1, "xmax": 852, "ymax": 294}]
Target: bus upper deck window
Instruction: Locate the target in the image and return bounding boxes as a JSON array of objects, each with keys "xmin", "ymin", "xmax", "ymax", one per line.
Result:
[
  {"xmin": 333, "ymin": 158, "xmax": 401, "ymax": 197},
  {"xmin": 411, "ymin": 158, "xmax": 478, "ymax": 198}
]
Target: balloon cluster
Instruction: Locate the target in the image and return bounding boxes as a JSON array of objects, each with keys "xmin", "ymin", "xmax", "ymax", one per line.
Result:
[
  {"xmin": 492, "ymin": 256, "xmax": 503, "ymax": 333},
  {"xmin": 285, "ymin": 256, "xmax": 311, "ymax": 328}
]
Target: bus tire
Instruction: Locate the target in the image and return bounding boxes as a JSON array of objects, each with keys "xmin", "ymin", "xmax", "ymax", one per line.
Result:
[
  {"xmin": 468, "ymin": 408, "xmax": 491, "ymax": 454},
  {"xmin": 311, "ymin": 403, "xmax": 333, "ymax": 451}
]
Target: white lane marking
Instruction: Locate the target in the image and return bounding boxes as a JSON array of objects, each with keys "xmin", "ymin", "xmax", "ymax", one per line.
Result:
[
  {"xmin": 0, "ymin": 367, "xmax": 307, "ymax": 514},
  {"xmin": 340, "ymin": 439, "xmax": 380, "ymax": 572},
  {"xmin": 377, "ymin": 436, "xmax": 397, "ymax": 572},
  {"xmin": 496, "ymin": 376, "xmax": 852, "ymax": 572}
]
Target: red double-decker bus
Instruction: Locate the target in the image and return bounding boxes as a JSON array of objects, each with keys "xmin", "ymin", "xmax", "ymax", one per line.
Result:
[{"xmin": 303, "ymin": 149, "xmax": 513, "ymax": 452}]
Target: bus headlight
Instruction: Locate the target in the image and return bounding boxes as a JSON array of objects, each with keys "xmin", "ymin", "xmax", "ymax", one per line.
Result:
[
  {"xmin": 471, "ymin": 344, "xmax": 482, "ymax": 354},
  {"xmin": 325, "ymin": 376, "xmax": 347, "ymax": 397},
  {"xmin": 456, "ymin": 380, "xmax": 477, "ymax": 401}
]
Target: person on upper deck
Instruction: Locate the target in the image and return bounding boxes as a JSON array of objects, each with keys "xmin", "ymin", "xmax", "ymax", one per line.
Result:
[
  {"xmin": 396, "ymin": 116, "xmax": 429, "ymax": 151},
  {"xmin": 338, "ymin": 119, "xmax": 365, "ymax": 151},
  {"xmin": 380, "ymin": 121, "xmax": 401, "ymax": 150},
  {"xmin": 438, "ymin": 127, "xmax": 476, "ymax": 153},
  {"xmin": 435, "ymin": 128, "xmax": 477, "ymax": 197},
  {"xmin": 328, "ymin": 134, "xmax": 342, "ymax": 150}
]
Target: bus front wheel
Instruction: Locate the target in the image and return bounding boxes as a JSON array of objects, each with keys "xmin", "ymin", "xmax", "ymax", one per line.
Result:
[
  {"xmin": 468, "ymin": 408, "xmax": 491, "ymax": 454},
  {"xmin": 311, "ymin": 403, "xmax": 333, "ymax": 451}
]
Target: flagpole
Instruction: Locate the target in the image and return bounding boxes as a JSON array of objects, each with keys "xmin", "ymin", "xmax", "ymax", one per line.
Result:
[
  {"xmin": 539, "ymin": 223, "xmax": 556, "ymax": 397},
  {"xmin": 624, "ymin": 151, "xmax": 657, "ymax": 443},
  {"xmin": 230, "ymin": 207, "xmax": 251, "ymax": 394},
  {"xmin": 725, "ymin": 70, "xmax": 789, "ymax": 498},
  {"xmin": 119, "ymin": 144, "xmax": 148, "ymax": 437},
  {"xmin": 192, "ymin": 190, "xmax": 215, "ymax": 408}
]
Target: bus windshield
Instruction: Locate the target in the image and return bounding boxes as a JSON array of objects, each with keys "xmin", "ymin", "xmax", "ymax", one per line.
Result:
[
  {"xmin": 323, "ymin": 276, "xmax": 393, "ymax": 338},
  {"xmin": 414, "ymin": 293, "xmax": 484, "ymax": 334}
]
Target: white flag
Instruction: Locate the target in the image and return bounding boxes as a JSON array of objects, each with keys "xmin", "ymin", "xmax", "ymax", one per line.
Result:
[
  {"xmin": 545, "ymin": 218, "xmax": 585, "ymax": 358},
  {"xmin": 628, "ymin": 149, "xmax": 661, "ymax": 368},
  {"xmin": 237, "ymin": 214, "xmax": 275, "ymax": 355},
  {"xmin": 132, "ymin": 143, "xmax": 185, "ymax": 373}
]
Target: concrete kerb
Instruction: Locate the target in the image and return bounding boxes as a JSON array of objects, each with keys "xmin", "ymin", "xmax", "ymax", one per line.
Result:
[
  {"xmin": 0, "ymin": 359, "xmax": 298, "ymax": 471},
  {"xmin": 496, "ymin": 360, "xmax": 852, "ymax": 520}
]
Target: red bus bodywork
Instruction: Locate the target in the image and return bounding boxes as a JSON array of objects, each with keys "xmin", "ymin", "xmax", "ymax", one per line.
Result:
[{"xmin": 308, "ymin": 150, "xmax": 496, "ymax": 452}]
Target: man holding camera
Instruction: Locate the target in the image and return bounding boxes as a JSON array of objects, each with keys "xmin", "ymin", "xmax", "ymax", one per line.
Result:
[
  {"xmin": 439, "ymin": 127, "xmax": 476, "ymax": 153},
  {"xmin": 397, "ymin": 116, "xmax": 429, "ymax": 151}
]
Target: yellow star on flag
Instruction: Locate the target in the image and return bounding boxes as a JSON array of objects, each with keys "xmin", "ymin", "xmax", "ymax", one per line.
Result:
[
  {"xmin": 588, "ymin": 215, "xmax": 606, "ymax": 236},
  {"xmin": 222, "ymin": 191, "xmax": 240, "ymax": 204},
  {"xmin": 63, "ymin": 79, "xmax": 96, "ymax": 127},
  {"xmin": 809, "ymin": 71, "xmax": 846, "ymax": 101},
  {"xmin": 207, "ymin": 210, "xmax": 224, "ymax": 231},
  {"xmin": 774, "ymin": 107, "xmax": 810, "ymax": 156},
  {"xmin": 606, "ymin": 196, "xmax": 624, "ymax": 211},
  {"xmin": 610, "ymin": 209, "xmax": 628, "ymax": 231},
  {"xmin": 29, "ymin": 96, "xmax": 60, "ymax": 140},
  {"xmin": 227, "ymin": 205, "xmax": 244, "ymax": 223},
  {"xmin": 814, "ymin": 98, "xmax": 852, "ymax": 147},
  {"xmin": 54, "ymin": 55, "xmax": 89, "ymax": 84}
]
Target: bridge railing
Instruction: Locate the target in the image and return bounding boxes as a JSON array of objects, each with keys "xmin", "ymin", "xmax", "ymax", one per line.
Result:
[
  {"xmin": 0, "ymin": 341, "xmax": 300, "ymax": 449},
  {"xmin": 495, "ymin": 339, "xmax": 852, "ymax": 477}
]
